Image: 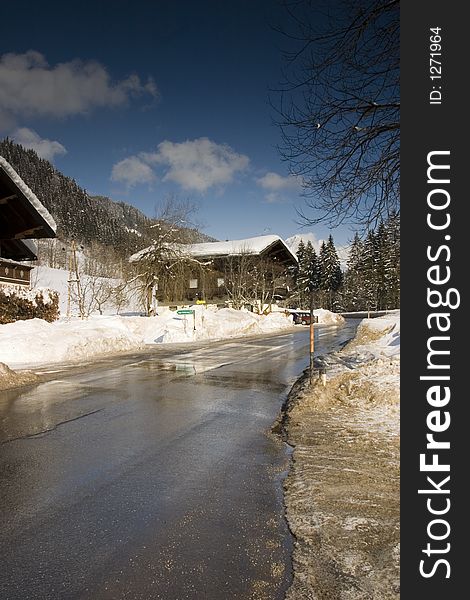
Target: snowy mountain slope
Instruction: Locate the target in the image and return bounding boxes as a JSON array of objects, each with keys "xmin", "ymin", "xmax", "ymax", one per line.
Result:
[
  {"xmin": 285, "ymin": 233, "xmax": 321, "ymax": 254},
  {"xmin": 286, "ymin": 233, "xmax": 349, "ymax": 268},
  {"xmin": 0, "ymin": 139, "xmax": 214, "ymax": 256}
]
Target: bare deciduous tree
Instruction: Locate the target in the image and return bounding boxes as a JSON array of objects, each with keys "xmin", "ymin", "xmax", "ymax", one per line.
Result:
[
  {"xmin": 223, "ymin": 248, "xmax": 290, "ymax": 311},
  {"xmin": 67, "ymin": 241, "xmax": 122, "ymax": 316},
  {"xmin": 274, "ymin": 0, "xmax": 399, "ymax": 229},
  {"xmin": 130, "ymin": 197, "xmax": 203, "ymax": 314},
  {"xmin": 249, "ymin": 259, "xmax": 289, "ymax": 313},
  {"xmin": 35, "ymin": 238, "xmax": 68, "ymax": 269},
  {"xmin": 223, "ymin": 248, "xmax": 255, "ymax": 310}
]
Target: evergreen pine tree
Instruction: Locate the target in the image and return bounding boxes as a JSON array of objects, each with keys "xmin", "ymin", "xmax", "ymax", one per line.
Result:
[
  {"xmin": 341, "ymin": 214, "xmax": 399, "ymax": 312},
  {"xmin": 318, "ymin": 235, "xmax": 342, "ymax": 310},
  {"xmin": 305, "ymin": 243, "xmax": 320, "ymax": 309},
  {"xmin": 292, "ymin": 239, "xmax": 321, "ymax": 309},
  {"xmin": 375, "ymin": 221, "xmax": 388, "ymax": 309},
  {"xmin": 293, "ymin": 240, "xmax": 306, "ymax": 306},
  {"xmin": 300, "ymin": 241, "xmax": 314, "ymax": 308},
  {"xmin": 318, "ymin": 241, "xmax": 328, "ymax": 308},
  {"xmin": 296, "ymin": 239, "xmax": 306, "ymax": 269},
  {"xmin": 362, "ymin": 231, "xmax": 378, "ymax": 311},
  {"xmin": 343, "ymin": 233, "xmax": 365, "ymax": 311},
  {"xmin": 383, "ymin": 212, "xmax": 400, "ymax": 309}
]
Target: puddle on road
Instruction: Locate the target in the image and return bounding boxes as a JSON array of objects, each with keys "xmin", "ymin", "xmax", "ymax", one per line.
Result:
[
  {"xmin": 0, "ymin": 380, "xmax": 90, "ymax": 412},
  {"xmin": 130, "ymin": 359, "xmax": 229, "ymax": 376},
  {"xmin": 202, "ymin": 372, "xmax": 288, "ymax": 393}
]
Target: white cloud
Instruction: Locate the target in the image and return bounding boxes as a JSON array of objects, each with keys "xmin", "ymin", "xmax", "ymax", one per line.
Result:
[
  {"xmin": 0, "ymin": 51, "xmax": 158, "ymax": 126},
  {"xmin": 111, "ymin": 156, "xmax": 157, "ymax": 189},
  {"xmin": 256, "ymin": 171, "xmax": 302, "ymax": 203},
  {"xmin": 264, "ymin": 192, "xmax": 284, "ymax": 204},
  {"xmin": 256, "ymin": 172, "xmax": 301, "ymax": 191},
  {"xmin": 143, "ymin": 137, "xmax": 250, "ymax": 192},
  {"xmin": 111, "ymin": 138, "xmax": 250, "ymax": 193},
  {"xmin": 12, "ymin": 127, "xmax": 67, "ymax": 161}
]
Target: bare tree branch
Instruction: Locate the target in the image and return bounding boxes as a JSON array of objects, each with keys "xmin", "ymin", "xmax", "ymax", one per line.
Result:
[{"xmin": 273, "ymin": 0, "xmax": 400, "ymax": 229}]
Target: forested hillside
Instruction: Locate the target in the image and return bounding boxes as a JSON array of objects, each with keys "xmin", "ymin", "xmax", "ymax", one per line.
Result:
[{"xmin": 0, "ymin": 138, "xmax": 212, "ymax": 256}]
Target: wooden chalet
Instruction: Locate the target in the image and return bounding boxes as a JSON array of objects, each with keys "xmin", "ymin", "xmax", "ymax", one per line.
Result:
[
  {"xmin": 131, "ymin": 234, "xmax": 298, "ymax": 306},
  {"xmin": 0, "ymin": 156, "xmax": 56, "ymax": 287}
]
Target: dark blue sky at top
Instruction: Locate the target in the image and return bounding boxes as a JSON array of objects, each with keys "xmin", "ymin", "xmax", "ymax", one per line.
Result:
[{"xmin": 0, "ymin": 0, "xmax": 351, "ymax": 247}]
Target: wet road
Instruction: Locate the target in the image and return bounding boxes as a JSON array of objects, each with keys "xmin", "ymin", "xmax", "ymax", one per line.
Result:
[{"xmin": 0, "ymin": 322, "xmax": 357, "ymax": 600}]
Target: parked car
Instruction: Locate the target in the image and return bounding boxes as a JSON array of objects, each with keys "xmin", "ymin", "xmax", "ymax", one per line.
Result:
[{"xmin": 292, "ymin": 311, "xmax": 317, "ymax": 325}]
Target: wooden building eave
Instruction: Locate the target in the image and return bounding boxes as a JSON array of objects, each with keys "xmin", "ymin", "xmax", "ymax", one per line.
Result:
[{"xmin": 0, "ymin": 157, "xmax": 57, "ymax": 241}]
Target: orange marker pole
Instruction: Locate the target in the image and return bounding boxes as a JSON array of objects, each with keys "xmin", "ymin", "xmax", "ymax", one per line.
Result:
[
  {"xmin": 309, "ymin": 320, "xmax": 315, "ymax": 383},
  {"xmin": 309, "ymin": 292, "xmax": 315, "ymax": 383}
]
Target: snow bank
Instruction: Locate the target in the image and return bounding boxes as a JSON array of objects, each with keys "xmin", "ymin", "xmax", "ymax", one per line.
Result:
[
  {"xmin": 0, "ymin": 317, "xmax": 145, "ymax": 368},
  {"xmin": 0, "ymin": 362, "xmax": 39, "ymax": 390},
  {"xmin": 286, "ymin": 308, "xmax": 345, "ymax": 325},
  {"xmin": 313, "ymin": 308, "xmax": 345, "ymax": 325},
  {"xmin": 0, "ymin": 307, "xmax": 294, "ymax": 369},
  {"xmin": 313, "ymin": 313, "xmax": 401, "ymax": 432},
  {"xmin": 346, "ymin": 314, "xmax": 400, "ymax": 359}
]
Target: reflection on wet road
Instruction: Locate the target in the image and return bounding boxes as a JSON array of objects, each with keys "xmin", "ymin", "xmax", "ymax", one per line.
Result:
[{"xmin": 0, "ymin": 322, "xmax": 357, "ymax": 599}]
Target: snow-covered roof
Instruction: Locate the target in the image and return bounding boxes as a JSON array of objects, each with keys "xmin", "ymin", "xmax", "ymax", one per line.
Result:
[
  {"xmin": 0, "ymin": 256, "xmax": 35, "ymax": 268},
  {"xmin": 185, "ymin": 235, "xmax": 296, "ymax": 259},
  {"xmin": 0, "ymin": 156, "xmax": 57, "ymax": 239},
  {"xmin": 130, "ymin": 234, "xmax": 298, "ymax": 264}
]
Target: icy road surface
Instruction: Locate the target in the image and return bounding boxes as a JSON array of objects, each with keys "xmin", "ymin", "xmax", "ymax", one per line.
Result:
[{"xmin": 0, "ymin": 323, "xmax": 357, "ymax": 599}]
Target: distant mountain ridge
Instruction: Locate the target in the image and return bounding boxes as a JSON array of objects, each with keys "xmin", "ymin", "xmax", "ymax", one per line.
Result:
[
  {"xmin": 0, "ymin": 138, "xmax": 214, "ymax": 256},
  {"xmin": 286, "ymin": 233, "xmax": 350, "ymax": 268},
  {"xmin": 285, "ymin": 233, "xmax": 321, "ymax": 254}
]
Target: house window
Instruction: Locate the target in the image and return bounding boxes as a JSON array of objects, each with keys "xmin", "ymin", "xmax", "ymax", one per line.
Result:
[
  {"xmin": 189, "ymin": 278, "xmax": 198, "ymax": 289},
  {"xmin": 217, "ymin": 277, "xmax": 225, "ymax": 288}
]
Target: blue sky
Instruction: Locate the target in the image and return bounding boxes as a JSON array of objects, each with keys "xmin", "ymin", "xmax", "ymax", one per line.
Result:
[{"xmin": 0, "ymin": 0, "xmax": 353, "ymax": 248}]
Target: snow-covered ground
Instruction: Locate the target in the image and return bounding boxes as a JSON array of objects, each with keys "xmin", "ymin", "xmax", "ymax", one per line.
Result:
[
  {"xmin": 0, "ymin": 305, "xmax": 312, "ymax": 370},
  {"xmin": 31, "ymin": 265, "xmax": 139, "ymax": 316}
]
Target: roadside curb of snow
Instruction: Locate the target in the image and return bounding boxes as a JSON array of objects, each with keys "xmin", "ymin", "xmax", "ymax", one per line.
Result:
[
  {"xmin": 271, "ymin": 366, "xmax": 311, "ymax": 439},
  {"xmin": 0, "ymin": 362, "xmax": 39, "ymax": 391},
  {"xmin": 275, "ymin": 333, "xmax": 400, "ymax": 599},
  {"xmin": 269, "ymin": 368, "xmax": 310, "ymax": 598}
]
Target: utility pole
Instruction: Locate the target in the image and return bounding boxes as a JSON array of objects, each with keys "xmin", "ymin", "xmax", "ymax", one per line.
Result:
[
  {"xmin": 67, "ymin": 240, "xmax": 85, "ymax": 319},
  {"xmin": 309, "ymin": 289, "xmax": 315, "ymax": 383}
]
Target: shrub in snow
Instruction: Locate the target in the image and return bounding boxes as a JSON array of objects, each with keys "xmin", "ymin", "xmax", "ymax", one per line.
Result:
[{"xmin": 0, "ymin": 287, "xmax": 59, "ymax": 324}]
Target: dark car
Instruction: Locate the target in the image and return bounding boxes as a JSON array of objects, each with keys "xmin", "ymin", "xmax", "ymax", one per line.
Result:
[{"xmin": 292, "ymin": 311, "xmax": 317, "ymax": 325}]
